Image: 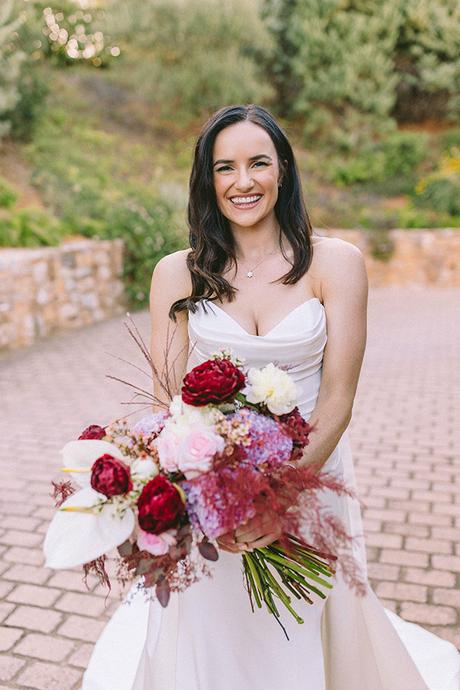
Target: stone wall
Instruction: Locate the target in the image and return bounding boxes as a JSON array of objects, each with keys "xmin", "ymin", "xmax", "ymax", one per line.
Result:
[
  {"xmin": 0, "ymin": 239, "xmax": 125, "ymax": 351},
  {"xmin": 316, "ymin": 228, "xmax": 460, "ymax": 287},
  {"xmin": 1, "ymin": 229, "xmax": 459, "ymax": 352}
]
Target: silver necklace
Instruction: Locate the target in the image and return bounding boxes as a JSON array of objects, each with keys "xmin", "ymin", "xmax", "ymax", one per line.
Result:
[{"xmin": 241, "ymin": 249, "xmax": 279, "ymax": 278}]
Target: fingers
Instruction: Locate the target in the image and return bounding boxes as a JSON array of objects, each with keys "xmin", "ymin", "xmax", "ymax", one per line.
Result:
[
  {"xmin": 245, "ymin": 532, "xmax": 281, "ymax": 550},
  {"xmin": 216, "ymin": 533, "xmax": 246, "ymax": 554},
  {"xmin": 235, "ymin": 514, "xmax": 276, "ymax": 543}
]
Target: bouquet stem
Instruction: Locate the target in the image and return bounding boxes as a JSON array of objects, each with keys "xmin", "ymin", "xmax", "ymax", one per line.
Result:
[{"xmin": 241, "ymin": 534, "xmax": 335, "ymax": 640}]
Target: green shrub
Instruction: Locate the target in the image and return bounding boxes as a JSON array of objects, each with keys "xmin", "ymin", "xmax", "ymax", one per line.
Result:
[
  {"xmin": 439, "ymin": 129, "xmax": 460, "ymax": 153},
  {"xmin": 0, "ymin": 177, "xmax": 18, "ymax": 208},
  {"xmin": 0, "ymin": 206, "xmax": 67, "ymax": 247},
  {"xmin": 328, "ymin": 131, "xmax": 428, "ymax": 188},
  {"xmin": 95, "ymin": 195, "xmax": 185, "ymax": 306},
  {"xmin": 8, "ymin": 63, "xmax": 49, "ymax": 141},
  {"xmin": 413, "ymin": 146, "xmax": 460, "ymax": 215},
  {"xmin": 0, "ymin": 0, "xmax": 26, "ymax": 140},
  {"xmin": 104, "ymin": 0, "xmax": 273, "ymax": 122},
  {"xmin": 395, "ymin": 204, "xmax": 460, "ymax": 228}
]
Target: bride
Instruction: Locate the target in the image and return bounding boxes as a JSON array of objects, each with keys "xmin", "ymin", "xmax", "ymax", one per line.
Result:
[{"xmin": 82, "ymin": 104, "xmax": 460, "ymax": 689}]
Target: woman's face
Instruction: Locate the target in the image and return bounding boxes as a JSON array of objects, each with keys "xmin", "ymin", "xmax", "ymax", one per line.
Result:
[{"xmin": 212, "ymin": 120, "xmax": 283, "ymax": 229}]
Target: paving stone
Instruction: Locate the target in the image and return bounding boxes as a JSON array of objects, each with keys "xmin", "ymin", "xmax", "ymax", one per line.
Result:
[
  {"xmin": 3, "ymin": 547, "xmax": 44, "ymax": 566},
  {"xmin": 0, "ymin": 627, "xmax": 23, "ymax": 652},
  {"xmin": 68, "ymin": 642, "xmax": 94, "ymax": 668},
  {"xmin": 2, "ymin": 564, "xmax": 51, "ymax": 586},
  {"xmin": 375, "ymin": 581, "xmax": 427, "ymax": 603},
  {"xmin": 16, "ymin": 661, "xmax": 81, "ymax": 690},
  {"xmin": 4, "ymin": 605, "xmax": 62, "ymax": 634},
  {"xmin": 14, "ymin": 633, "xmax": 74, "ymax": 662},
  {"xmin": 55, "ymin": 592, "xmax": 108, "ymax": 617},
  {"xmin": 0, "ymin": 655, "xmax": 25, "ymax": 682},
  {"xmin": 9, "ymin": 587, "xmax": 59, "ymax": 614},
  {"xmin": 402, "ymin": 568, "xmax": 457, "ymax": 588},
  {"xmin": 58, "ymin": 615, "xmax": 105, "ymax": 643},
  {"xmin": 400, "ymin": 602, "xmax": 457, "ymax": 626}
]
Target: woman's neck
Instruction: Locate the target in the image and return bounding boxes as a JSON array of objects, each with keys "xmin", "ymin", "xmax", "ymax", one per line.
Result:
[{"xmin": 230, "ymin": 217, "xmax": 284, "ymax": 262}]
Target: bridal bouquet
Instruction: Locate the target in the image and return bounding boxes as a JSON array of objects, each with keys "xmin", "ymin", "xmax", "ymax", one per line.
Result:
[{"xmin": 44, "ymin": 340, "xmax": 362, "ymax": 637}]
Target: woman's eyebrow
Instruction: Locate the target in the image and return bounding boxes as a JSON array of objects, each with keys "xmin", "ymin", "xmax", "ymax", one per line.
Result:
[{"xmin": 213, "ymin": 154, "xmax": 272, "ymax": 167}]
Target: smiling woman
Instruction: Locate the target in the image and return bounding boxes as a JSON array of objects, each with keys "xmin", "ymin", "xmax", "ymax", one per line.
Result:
[{"xmin": 81, "ymin": 105, "xmax": 460, "ymax": 690}]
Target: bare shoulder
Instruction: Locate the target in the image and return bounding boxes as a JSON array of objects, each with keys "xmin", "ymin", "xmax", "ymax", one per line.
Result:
[
  {"xmin": 150, "ymin": 248, "xmax": 192, "ymax": 306},
  {"xmin": 311, "ymin": 235, "xmax": 367, "ymax": 302}
]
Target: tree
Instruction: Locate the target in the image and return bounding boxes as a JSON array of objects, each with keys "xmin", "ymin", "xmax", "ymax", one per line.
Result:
[
  {"xmin": 0, "ymin": 0, "xmax": 25, "ymax": 141},
  {"xmin": 262, "ymin": 0, "xmax": 460, "ymax": 146}
]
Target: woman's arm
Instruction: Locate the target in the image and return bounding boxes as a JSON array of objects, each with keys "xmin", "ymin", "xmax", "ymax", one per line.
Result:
[
  {"xmin": 298, "ymin": 238, "xmax": 368, "ymax": 470},
  {"xmin": 149, "ymin": 250, "xmax": 192, "ymax": 413}
]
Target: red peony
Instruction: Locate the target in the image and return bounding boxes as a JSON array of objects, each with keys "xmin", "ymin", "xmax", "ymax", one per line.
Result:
[
  {"xmin": 278, "ymin": 407, "xmax": 315, "ymax": 458},
  {"xmin": 90, "ymin": 454, "xmax": 133, "ymax": 497},
  {"xmin": 181, "ymin": 358, "xmax": 246, "ymax": 406},
  {"xmin": 137, "ymin": 475, "xmax": 186, "ymax": 534},
  {"xmin": 79, "ymin": 425, "xmax": 106, "ymax": 440}
]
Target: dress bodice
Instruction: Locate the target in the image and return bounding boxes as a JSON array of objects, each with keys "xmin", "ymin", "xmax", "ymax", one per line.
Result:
[{"xmin": 187, "ymin": 297, "xmax": 327, "ymax": 420}]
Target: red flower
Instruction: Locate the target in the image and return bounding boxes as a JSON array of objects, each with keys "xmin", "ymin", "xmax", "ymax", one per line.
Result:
[
  {"xmin": 278, "ymin": 407, "xmax": 315, "ymax": 459},
  {"xmin": 79, "ymin": 425, "xmax": 106, "ymax": 440},
  {"xmin": 137, "ymin": 475, "xmax": 186, "ymax": 534},
  {"xmin": 91, "ymin": 454, "xmax": 133, "ymax": 497},
  {"xmin": 182, "ymin": 358, "xmax": 246, "ymax": 406}
]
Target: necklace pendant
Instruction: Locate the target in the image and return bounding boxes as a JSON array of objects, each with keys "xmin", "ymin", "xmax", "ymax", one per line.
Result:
[{"xmin": 246, "ymin": 270, "xmax": 254, "ymax": 278}]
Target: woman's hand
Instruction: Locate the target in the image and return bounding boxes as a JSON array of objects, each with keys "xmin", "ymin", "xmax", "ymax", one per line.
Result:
[{"xmin": 216, "ymin": 508, "xmax": 283, "ymax": 553}]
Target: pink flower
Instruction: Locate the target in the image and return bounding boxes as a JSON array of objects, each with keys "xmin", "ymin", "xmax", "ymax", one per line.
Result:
[
  {"xmin": 178, "ymin": 426, "xmax": 225, "ymax": 479},
  {"xmin": 155, "ymin": 431, "xmax": 180, "ymax": 473},
  {"xmin": 137, "ymin": 528, "xmax": 177, "ymax": 556}
]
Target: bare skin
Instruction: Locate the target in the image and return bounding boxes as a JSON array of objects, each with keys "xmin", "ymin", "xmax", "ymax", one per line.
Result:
[{"xmin": 149, "ymin": 120, "xmax": 368, "ymax": 555}]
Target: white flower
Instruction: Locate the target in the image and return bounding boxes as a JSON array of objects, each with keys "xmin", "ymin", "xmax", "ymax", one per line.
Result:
[
  {"xmin": 131, "ymin": 457, "xmax": 158, "ymax": 479},
  {"xmin": 43, "ymin": 487, "xmax": 135, "ymax": 569},
  {"xmin": 167, "ymin": 395, "xmax": 223, "ymax": 432},
  {"xmin": 60, "ymin": 439, "xmax": 128, "ymax": 487},
  {"xmin": 244, "ymin": 363, "xmax": 299, "ymax": 415}
]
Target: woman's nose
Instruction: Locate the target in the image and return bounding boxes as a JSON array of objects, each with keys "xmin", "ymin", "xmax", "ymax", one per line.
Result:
[{"xmin": 235, "ymin": 168, "xmax": 254, "ymax": 191}]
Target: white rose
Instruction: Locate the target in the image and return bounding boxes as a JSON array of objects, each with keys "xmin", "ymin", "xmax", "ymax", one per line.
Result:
[{"xmin": 244, "ymin": 363, "xmax": 299, "ymax": 415}]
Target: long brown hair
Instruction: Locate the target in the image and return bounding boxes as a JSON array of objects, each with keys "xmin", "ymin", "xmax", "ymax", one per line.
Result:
[{"xmin": 170, "ymin": 104, "xmax": 314, "ymax": 319}]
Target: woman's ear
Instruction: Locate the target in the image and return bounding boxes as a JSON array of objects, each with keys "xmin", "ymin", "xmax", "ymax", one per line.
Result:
[{"xmin": 278, "ymin": 159, "xmax": 288, "ymax": 187}]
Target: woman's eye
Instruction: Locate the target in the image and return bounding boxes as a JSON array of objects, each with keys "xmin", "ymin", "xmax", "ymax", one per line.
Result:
[
  {"xmin": 216, "ymin": 166, "xmax": 231, "ymax": 172},
  {"xmin": 253, "ymin": 161, "xmax": 268, "ymax": 167}
]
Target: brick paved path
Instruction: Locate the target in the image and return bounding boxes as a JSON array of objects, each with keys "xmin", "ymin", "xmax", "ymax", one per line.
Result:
[{"xmin": 0, "ymin": 287, "xmax": 459, "ymax": 689}]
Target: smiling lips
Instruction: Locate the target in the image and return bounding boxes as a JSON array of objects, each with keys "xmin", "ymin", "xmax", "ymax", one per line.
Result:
[{"xmin": 229, "ymin": 194, "xmax": 263, "ymax": 209}]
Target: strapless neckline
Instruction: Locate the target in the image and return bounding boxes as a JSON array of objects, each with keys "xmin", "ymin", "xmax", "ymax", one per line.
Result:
[{"xmin": 199, "ymin": 297, "xmax": 324, "ymax": 339}]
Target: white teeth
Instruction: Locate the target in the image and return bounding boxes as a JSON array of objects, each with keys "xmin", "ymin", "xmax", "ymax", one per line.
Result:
[{"xmin": 230, "ymin": 195, "xmax": 262, "ymax": 204}]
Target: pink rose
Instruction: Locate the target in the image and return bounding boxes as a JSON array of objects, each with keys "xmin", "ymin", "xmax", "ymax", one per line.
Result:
[
  {"xmin": 137, "ymin": 528, "xmax": 177, "ymax": 556},
  {"xmin": 155, "ymin": 431, "xmax": 180, "ymax": 473},
  {"xmin": 178, "ymin": 427, "xmax": 225, "ymax": 479}
]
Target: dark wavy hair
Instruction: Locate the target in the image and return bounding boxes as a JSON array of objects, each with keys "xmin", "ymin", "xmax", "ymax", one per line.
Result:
[{"xmin": 170, "ymin": 103, "xmax": 314, "ymax": 319}]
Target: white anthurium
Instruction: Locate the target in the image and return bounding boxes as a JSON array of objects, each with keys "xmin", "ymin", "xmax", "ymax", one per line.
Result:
[
  {"xmin": 43, "ymin": 486, "xmax": 135, "ymax": 569},
  {"xmin": 61, "ymin": 440, "xmax": 127, "ymax": 487}
]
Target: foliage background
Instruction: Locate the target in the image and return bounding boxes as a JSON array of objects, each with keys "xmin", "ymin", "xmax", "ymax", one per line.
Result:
[{"xmin": 0, "ymin": 0, "xmax": 460, "ymax": 306}]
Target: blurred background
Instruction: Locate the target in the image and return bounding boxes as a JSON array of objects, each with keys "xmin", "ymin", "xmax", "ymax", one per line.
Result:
[{"xmin": 0, "ymin": 0, "xmax": 459, "ymax": 313}]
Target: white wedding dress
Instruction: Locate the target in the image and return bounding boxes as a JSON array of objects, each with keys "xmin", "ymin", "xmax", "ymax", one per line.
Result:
[{"xmin": 82, "ymin": 297, "xmax": 460, "ymax": 690}]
